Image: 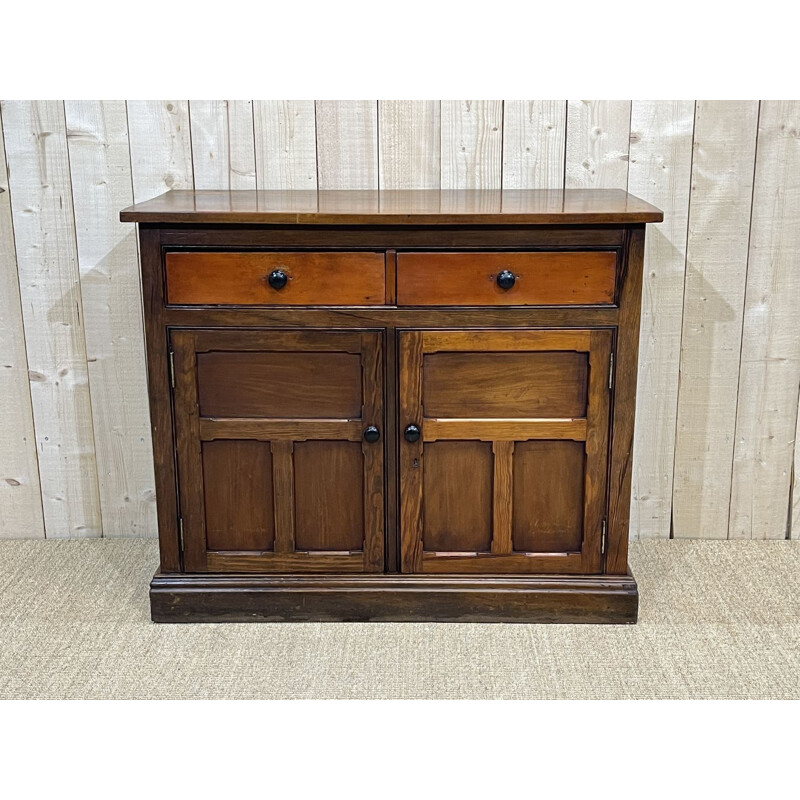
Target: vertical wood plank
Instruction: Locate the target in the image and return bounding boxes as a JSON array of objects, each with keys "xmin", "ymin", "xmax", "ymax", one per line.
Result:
[
  {"xmin": 1, "ymin": 100, "xmax": 101, "ymax": 538},
  {"xmin": 672, "ymin": 101, "xmax": 758, "ymax": 539},
  {"xmin": 315, "ymin": 101, "xmax": 378, "ymax": 189},
  {"xmin": 491, "ymin": 441, "xmax": 514, "ymax": 554},
  {"xmin": 253, "ymin": 101, "xmax": 317, "ymax": 190},
  {"xmin": 440, "ymin": 100, "xmax": 503, "ymax": 191},
  {"xmin": 64, "ymin": 100, "xmax": 157, "ymax": 538},
  {"xmin": 360, "ymin": 332, "xmax": 384, "ymax": 571},
  {"xmin": 378, "ymin": 101, "xmax": 441, "ymax": 190},
  {"xmin": 731, "ymin": 101, "xmax": 800, "ymax": 539},
  {"xmin": 271, "ymin": 441, "xmax": 295, "ymax": 553},
  {"xmin": 502, "ymin": 100, "xmax": 567, "ymax": 189},
  {"xmin": 188, "ymin": 100, "xmax": 256, "ymax": 190},
  {"xmin": 565, "ymin": 100, "xmax": 631, "ymax": 189},
  {"xmin": 627, "ymin": 100, "xmax": 695, "ymax": 540},
  {"xmin": 126, "ymin": 100, "xmax": 193, "ymax": 202},
  {"xmin": 0, "ymin": 106, "xmax": 45, "ymax": 539}
]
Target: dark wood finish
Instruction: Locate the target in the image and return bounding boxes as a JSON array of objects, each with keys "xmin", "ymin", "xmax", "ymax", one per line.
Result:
[
  {"xmin": 202, "ymin": 440, "xmax": 275, "ymax": 551},
  {"xmin": 121, "ymin": 188, "xmax": 663, "ymax": 225},
  {"xmin": 166, "ymin": 251, "xmax": 386, "ymax": 305},
  {"xmin": 397, "ymin": 251, "xmax": 617, "ymax": 306},
  {"xmin": 150, "ymin": 572, "xmax": 639, "ymax": 623},
  {"xmin": 422, "ymin": 350, "xmax": 588, "ymax": 418},
  {"xmin": 124, "ymin": 189, "xmax": 661, "ymax": 623},
  {"xmin": 171, "ymin": 328, "xmax": 384, "ymax": 573},
  {"xmin": 398, "ymin": 328, "xmax": 611, "ymax": 574},
  {"xmin": 422, "ymin": 441, "xmax": 494, "ymax": 552},
  {"xmin": 196, "ymin": 351, "xmax": 362, "ymax": 418}
]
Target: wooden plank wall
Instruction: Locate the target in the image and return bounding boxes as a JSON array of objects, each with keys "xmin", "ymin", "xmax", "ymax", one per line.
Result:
[{"xmin": 1, "ymin": 99, "xmax": 798, "ymax": 541}]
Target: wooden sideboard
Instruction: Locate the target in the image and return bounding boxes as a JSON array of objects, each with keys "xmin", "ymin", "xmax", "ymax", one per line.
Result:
[{"xmin": 121, "ymin": 189, "xmax": 663, "ymax": 623}]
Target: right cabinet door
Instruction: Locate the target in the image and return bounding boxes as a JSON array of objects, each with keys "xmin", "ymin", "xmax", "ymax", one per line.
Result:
[{"xmin": 399, "ymin": 329, "xmax": 612, "ymax": 574}]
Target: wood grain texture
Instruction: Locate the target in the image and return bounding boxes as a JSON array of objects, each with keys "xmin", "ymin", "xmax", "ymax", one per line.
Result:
[
  {"xmin": 628, "ymin": 101, "xmax": 695, "ymax": 539},
  {"xmin": 166, "ymin": 250, "xmax": 386, "ymax": 305},
  {"xmin": 0, "ymin": 104, "xmax": 44, "ymax": 539},
  {"xmin": 731, "ymin": 101, "xmax": 800, "ymax": 539},
  {"xmin": 378, "ymin": 101, "xmax": 441, "ymax": 190},
  {"xmin": 672, "ymin": 101, "xmax": 758, "ymax": 540},
  {"xmin": 565, "ymin": 100, "xmax": 631, "ymax": 189},
  {"xmin": 441, "ymin": 101, "xmax": 503, "ymax": 193},
  {"xmin": 491, "ymin": 441, "xmax": 514, "ymax": 554},
  {"xmin": 315, "ymin": 101, "xmax": 378, "ymax": 190},
  {"xmin": 253, "ymin": 101, "xmax": 317, "ymax": 190},
  {"xmin": 64, "ymin": 100, "xmax": 157, "ymax": 538},
  {"xmin": 502, "ymin": 101, "xmax": 567, "ymax": 189},
  {"xmin": 188, "ymin": 100, "xmax": 256, "ymax": 190},
  {"xmin": 396, "ymin": 251, "xmax": 616, "ymax": 306},
  {"xmin": 1, "ymin": 100, "xmax": 101, "ymax": 538},
  {"xmin": 126, "ymin": 100, "xmax": 193, "ymax": 202}
]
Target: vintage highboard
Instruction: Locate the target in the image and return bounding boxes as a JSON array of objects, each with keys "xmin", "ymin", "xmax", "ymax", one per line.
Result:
[{"xmin": 121, "ymin": 189, "xmax": 663, "ymax": 623}]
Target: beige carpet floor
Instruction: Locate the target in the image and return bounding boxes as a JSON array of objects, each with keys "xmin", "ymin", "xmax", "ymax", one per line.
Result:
[{"xmin": 0, "ymin": 538, "xmax": 798, "ymax": 699}]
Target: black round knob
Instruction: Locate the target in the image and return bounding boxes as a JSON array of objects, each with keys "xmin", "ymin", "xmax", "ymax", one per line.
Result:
[
  {"xmin": 363, "ymin": 425, "xmax": 380, "ymax": 443},
  {"xmin": 496, "ymin": 270, "xmax": 516, "ymax": 290},
  {"xmin": 404, "ymin": 424, "xmax": 421, "ymax": 443},
  {"xmin": 267, "ymin": 269, "xmax": 288, "ymax": 290}
]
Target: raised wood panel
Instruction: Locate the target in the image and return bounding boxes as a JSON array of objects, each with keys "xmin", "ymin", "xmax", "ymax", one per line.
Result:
[
  {"xmin": 396, "ymin": 251, "xmax": 617, "ymax": 306},
  {"xmin": 422, "ymin": 440, "xmax": 494, "ymax": 553},
  {"xmin": 188, "ymin": 100, "xmax": 256, "ymax": 190},
  {"xmin": 732, "ymin": 101, "xmax": 800, "ymax": 539},
  {"xmin": 513, "ymin": 440, "xmax": 585, "ymax": 552},
  {"xmin": 422, "ymin": 351, "xmax": 588, "ymax": 418},
  {"xmin": 1, "ymin": 100, "xmax": 102, "ymax": 538},
  {"xmin": 64, "ymin": 100, "xmax": 157, "ymax": 539},
  {"xmin": 0, "ymin": 103, "xmax": 44, "ymax": 539},
  {"xmin": 294, "ymin": 441, "xmax": 365, "ymax": 551},
  {"xmin": 502, "ymin": 101, "xmax": 567, "ymax": 189},
  {"xmin": 203, "ymin": 440, "xmax": 275, "ymax": 551},
  {"xmin": 628, "ymin": 100, "xmax": 695, "ymax": 540},
  {"xmin": 165, "ymin": 250, "xmax": 386, "ymax": 305},
  {"xmin": 672, "ymin": 101, "xmax": 758, "ymax": 540},
  {"xmin": 196, "ymin": 351, "xmax": 362, "ymax": 418}
]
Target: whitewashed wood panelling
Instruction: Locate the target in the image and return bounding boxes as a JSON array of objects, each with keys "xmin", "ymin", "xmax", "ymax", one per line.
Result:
[{"xmin": 0, "ymin": 99, "xmax": 798, "ymax": 541}]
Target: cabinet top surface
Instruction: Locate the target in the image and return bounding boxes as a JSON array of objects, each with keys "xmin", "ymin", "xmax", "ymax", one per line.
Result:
[{"xmin": 120, "ymin": 189, "xmax": 663, "ymax": 225}]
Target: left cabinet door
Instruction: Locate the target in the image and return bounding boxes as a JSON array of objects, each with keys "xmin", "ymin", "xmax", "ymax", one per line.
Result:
[{"xmin": 171, "ymin": 329, "xmax": 384, "ymax": 573}]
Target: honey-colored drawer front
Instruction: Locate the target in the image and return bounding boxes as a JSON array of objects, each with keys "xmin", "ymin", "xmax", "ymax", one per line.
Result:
[
  {"xmin": 396, "ymin": 251, "xmax": 616, "ymax": 306},
  {"xmin": 165, "ymin": 251, "xmax": 386, "ymax": 305}
]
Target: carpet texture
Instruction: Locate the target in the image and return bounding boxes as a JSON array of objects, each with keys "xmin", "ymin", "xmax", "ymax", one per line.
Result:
[{"xmin": 0, "ymin": 539, "xmax": 798, "ymax": 699}]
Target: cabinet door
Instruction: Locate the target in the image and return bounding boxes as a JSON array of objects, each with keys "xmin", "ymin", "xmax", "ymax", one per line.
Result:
[
  {"xmin": 172, "ymin": 329, "xmax": 384, "ymax": 573},
  {"xmin": 399, "ymin": 329, "xmax": 611, "ymax": 574}
]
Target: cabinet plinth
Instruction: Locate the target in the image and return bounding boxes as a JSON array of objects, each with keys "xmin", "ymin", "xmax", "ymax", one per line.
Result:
[{"xmin": 122, "ymin": 188, "xmax": 663, "ymax": 623}]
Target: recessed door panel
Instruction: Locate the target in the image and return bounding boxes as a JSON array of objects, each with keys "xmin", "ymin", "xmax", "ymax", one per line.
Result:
[
  {"xmin": 400, "ymin": 329, "xmax": 612, "ymax": 575},
  {"xmin": 172, "ymin": 329, "xmax": 384, "ymax": 573}
]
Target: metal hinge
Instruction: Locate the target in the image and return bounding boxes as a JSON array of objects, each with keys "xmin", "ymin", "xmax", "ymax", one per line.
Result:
[
  {"xmin": 178, "ymin": 517, "xmax": 184, "ymax": 551},
  {"xmin": 608, "ymin": 352, "xmax": 614, "ymax": 390},
  {"xmin": 169, "ymin": 350, "xmax": 176, "ymax": 389},
  {"xmin": 601, "ymin": 519, "xmax": 608, "ymax": 555}
]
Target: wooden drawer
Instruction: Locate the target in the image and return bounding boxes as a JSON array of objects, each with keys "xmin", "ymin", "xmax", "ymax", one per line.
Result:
[
  {"xmin": 165, "ymin": 251, "xmax": 386, "ymax": 305},
  {"xmin": 396, "ymin": 251, "xmax": 617, "ymax": 306}
]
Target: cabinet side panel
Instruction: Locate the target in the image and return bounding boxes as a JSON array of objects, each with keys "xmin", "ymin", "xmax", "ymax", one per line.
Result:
[{"xmin": 608, "ymin": 226, "xmax": 645, "ymax": 573}]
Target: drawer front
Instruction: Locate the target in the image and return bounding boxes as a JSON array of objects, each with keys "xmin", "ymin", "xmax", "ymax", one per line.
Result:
[
  {"xmin": 396, "ymin": 251, "xmax": 616, "ymax": 306},
  {"xmin": 165, "ymin": 251, "xmax": 386, "ymax": 305}
]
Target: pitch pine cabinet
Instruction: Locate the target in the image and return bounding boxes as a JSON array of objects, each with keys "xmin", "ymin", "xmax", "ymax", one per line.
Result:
[{"xmin": 121, "ymin": 189, "xmax": 663, "ymax": 623}]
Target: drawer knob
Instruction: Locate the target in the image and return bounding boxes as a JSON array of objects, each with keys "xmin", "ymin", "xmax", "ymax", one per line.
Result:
[
  {"xmin": 363, "ymin": 425, "xmax": 381, "ymax": 443},
  {"xmin": 267, "ymin": 269, "xmax": 288, "ymax": 290},
  {"xmin": 496, "ymin": 270, "xmax": 516, "ymax": 290},
  {"xmin": 404, "ymin": 424, "xmax": 421, "ymax": 443}
]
